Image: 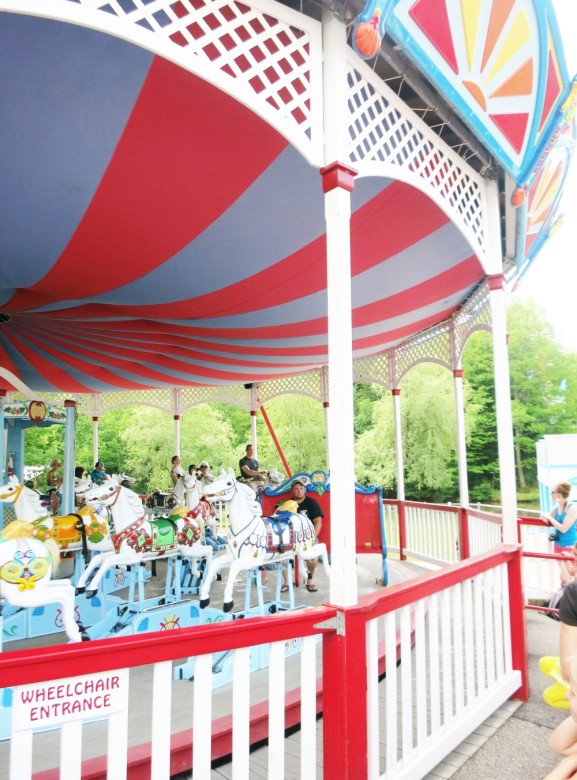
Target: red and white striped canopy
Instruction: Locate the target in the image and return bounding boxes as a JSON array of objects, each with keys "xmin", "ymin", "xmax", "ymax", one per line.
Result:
[{"xmin": 0, "ymin": 14, "xmax": 483, "ymax": 393}]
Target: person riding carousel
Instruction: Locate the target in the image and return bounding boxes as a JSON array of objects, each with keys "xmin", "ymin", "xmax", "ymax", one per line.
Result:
[
  {"xmin": 197, "ymin": 461, "xmax": 216, "ymax": 490},
  {"xmin": 90, "ymin": 461, "xmax": 108, "ymax": 486},
  {"xmin": 238, "ymin": 444, "xmax": 266, "ymax": 492},
  {"xmin": 46, "ymin": 459, "xmax": 63, "ymax": 514},
  {"xmin": 170, "ymin": 455, "xmax": 184, "ymax": 487}
]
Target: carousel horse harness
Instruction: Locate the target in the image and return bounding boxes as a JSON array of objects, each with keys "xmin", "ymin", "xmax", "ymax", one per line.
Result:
[
  {"xmin": 264, "ymin": 510, "xmax": 296, "ymax": 554},
  {"xmin": 111, "ymin": 509, "xmax": 201, "ymax": 555}
]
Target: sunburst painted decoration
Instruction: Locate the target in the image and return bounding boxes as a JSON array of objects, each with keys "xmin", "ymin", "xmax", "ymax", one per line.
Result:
[
  {"xmin": 524, "ymin": 130, "xmax": 572, "ymax": 256},
  {"xmin": 374, "ymin": 0, "xmax": 570, "ymax": 180}
]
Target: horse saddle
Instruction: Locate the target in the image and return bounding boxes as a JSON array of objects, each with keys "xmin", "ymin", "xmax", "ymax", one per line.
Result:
[
  {"xmin": 53, "ymin": 513, "xmax": 82, "ymax": 542},
  {"xmin": 264, "ymin": 514, "xmax": 294, "ymax": 554},
  {"xmin": 150, "ymin": 518, "xmax": 177, "ymax": 550}
]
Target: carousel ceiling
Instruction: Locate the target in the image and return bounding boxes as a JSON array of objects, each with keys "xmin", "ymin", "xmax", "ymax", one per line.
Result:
[{"xmin": 0, "ymin": 6, "xmax": 568, "ymax": 394}]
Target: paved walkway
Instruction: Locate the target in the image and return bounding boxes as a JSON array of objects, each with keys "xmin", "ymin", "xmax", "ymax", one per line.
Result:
[{"xmin": 427, "ymin": 609, "xmax": 564, "ymax": 780}]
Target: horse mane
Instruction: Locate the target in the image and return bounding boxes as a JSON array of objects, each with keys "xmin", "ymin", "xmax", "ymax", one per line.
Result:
[
  {"xmin": 1, "ymin": 519, "xmax": 36, "ymax": 540},
  {"xmin": 237, "ymin": 481, "xmax": 263, "ymax": 517},
  {"xmin": 22, "ymin": 485, "xmax": 47, "ymax": 516},
  {"xmin": 121, "ymin": 485, "xmax": 146, "ymax": 515}
]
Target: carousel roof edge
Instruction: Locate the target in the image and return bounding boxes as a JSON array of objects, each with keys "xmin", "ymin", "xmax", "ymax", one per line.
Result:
[{"xmin": 343, "ymin": 0, "xmax": 573, "ymax": 184}]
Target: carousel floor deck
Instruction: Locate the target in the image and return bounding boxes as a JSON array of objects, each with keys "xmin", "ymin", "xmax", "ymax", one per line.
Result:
[{"xmin": 0, "ymin": 554, "xmax": 414, "ymax": 778}]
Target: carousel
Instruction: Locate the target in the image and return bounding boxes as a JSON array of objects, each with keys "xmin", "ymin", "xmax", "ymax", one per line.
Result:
[{"xmin": 0, "ymin": 0, "xmax": 575, "ymax": 777}]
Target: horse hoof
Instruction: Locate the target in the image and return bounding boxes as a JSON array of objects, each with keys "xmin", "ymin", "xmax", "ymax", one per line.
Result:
[
  {"xmin": 86, "ymin": 589, "xmax": 96, "ymax": 599},
  {"xmin": 81, "ymin": 632, "xmax": 91, "ymax": 642},
  {"xmin": 223, "ymin": 601, "xmax": 233, "ymax": 613},
  {"xmin": 216, "ymin": 573, "xmax": 222, "ymax": 582},
  {"xmin": 75, "ymin": 586, "xmax": 86, "ymax": 595},
  {"xmin": 199, "ymin": 598, "xmax": 209, "ymax": 609}
]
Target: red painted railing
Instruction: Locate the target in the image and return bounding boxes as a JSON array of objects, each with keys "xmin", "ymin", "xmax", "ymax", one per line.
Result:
[{"xmin": 0, "ymin": 545, "xmax": 527, "ymax": 779}]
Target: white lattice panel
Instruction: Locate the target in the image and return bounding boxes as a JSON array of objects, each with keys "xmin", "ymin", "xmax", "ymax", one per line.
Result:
[
  {"xmin": 256, "ymin": 370, "xmax": 322, "ymax": 404},
  {"xmin": 97, "ymin": 388, "xmax": 174, "ymax": 414},
  {"xmin": 5, "ymin": 0, "xmax": 323, "ymax": 163},
  {"xmin": 392, "ymin": 321, "xmax": 452, "ymax": 386},
  {"xmin": 353, "ymin": 353, "xmax": 390, "ymax": 389},
  {"xmin": 180, "ymin": 384, "xmax": 250, "ymax": 411},
  {"xmin": 452, "ymin": 283, "xmax": 492, "ymax": 364},
  {"xmin": 346, "ymin": 60, "xmax": 486, "ymax": 264}
]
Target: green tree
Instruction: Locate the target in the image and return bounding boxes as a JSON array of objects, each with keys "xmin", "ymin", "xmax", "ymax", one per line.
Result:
[
  {"xmin": 253, "ymin": 396, "xmax": 327, "ymax": 475},
  {"xmin": 463, "ymin": 299, "xmax": 577, "ymax": 499},
  {"xmin": 354, "ymin": 383, "xmax": 384, "ymax": 436},
  {"xmin": 355, "ymin": 364, "xmax": 476, "ymax": 500}
]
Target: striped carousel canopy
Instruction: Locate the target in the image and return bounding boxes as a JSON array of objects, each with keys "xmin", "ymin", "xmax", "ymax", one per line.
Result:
[{"xmin": 0, "ymin": 4, "xmax": 572, "ymax": 393}]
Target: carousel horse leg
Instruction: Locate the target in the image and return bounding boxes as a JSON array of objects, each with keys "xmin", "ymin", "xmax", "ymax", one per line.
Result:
[
  {"xmin": 222, "ymin": 555, "xmax": 266, "ymax": 613},
  {"xmin": 199, "ymin": 553, "xmax": 233, "ymax": 609},
  {"xmin": 296, "ymin": 542, "xmax": 331, "ymax": 583},
  {"xmin": 85, "ymin": 551, "xmax": 139, "ymax": 598},
  {"xmin": 76, "ymin": 551, "xmax": 114, "ymax": 595},
  {"xmin": 45, "ymin": 580, "xmax": 84, "ymax": 642}
]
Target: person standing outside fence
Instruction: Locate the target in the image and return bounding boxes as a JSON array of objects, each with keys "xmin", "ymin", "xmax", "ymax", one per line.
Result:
[{"xmin": 542, "ymin": 483, "xmax": 577, "ymax": 588}]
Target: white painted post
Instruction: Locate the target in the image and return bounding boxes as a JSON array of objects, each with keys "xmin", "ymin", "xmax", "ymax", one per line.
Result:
[
  {"xmin": 92, "ymin": 417, "xmax": 99, "ymax": 467},
  {"xmin": 453, "ymin": 369, "xmax": 469, "ymax": 508},
  {"xmin": 321, "ymin": 365, "xmax": 330, "ymax": 470},
  {"xmin": 172, "ymin": 387, "xmax": 181, "ymax": 457},
  {"xmin": 174, "ymin": 416, "xmax": 181, "ymax": 457},
  {"xmin": 62, "ymin": 399, "xmax": 76, "ymax": 514},
  {"xmin": 250, "ymin": 411, "xmax": 258, "ymax": 460},
  {"xmin": 322, "ymin": 7, "xmax": 358, "ymax": 607},
  {"xmin": 392, "ymin": 388, "xmax": 405, "ymax": 501},
  {"xmin": 0, "ymin": 392, "xmax": 5, "ymax": 526},
  {"xmin": 488, "ymin": 274, "xmax": 517, "ymax": 542},
  {"xmin": 483, "ymin": 179, "xmax": 517, "ymax": 543}
]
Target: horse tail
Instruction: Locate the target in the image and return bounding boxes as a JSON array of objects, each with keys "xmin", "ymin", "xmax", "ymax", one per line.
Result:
[
  {"xmin": 45, "ymin": 538, "xmax": 61, "ymax": 573},
  {"xmin": 0, "ymin": 519, "xmax": 37, "ymax": 541}
]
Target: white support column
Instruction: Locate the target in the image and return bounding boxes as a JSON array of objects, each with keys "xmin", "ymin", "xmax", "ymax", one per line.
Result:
[
  {"xmin": 453, "ymin": 369, "xmax": 469, "ymax": 508},
  {"xmin": 172, "ymin": 388, "xmax": 181, "ymax": 457},
  {"xmin": 0, "ymin": 392, "xmax": 5, "ymax": 526},
  {"xmin": 63, "ymin": 400, "xmax": 76, "ymax": 514},
  {"xmin": 321, "ymin": 365, "xmax": 330, "ymax": 471},
  {"xmin": 92, "ymin": 417, "xmax": 99, "ymax": 467},
  {"xmin": 322, "ymin": 8, "xmax": 357, "ymax": 608},
  {"xmin": 174, "ymin": 416, "xmax": 181, "ymax": 457},
  {"xmin": 488, "ymin": 274, "xmax": 517, "ymax": 542},
  {"xmin": 91, "ymin": 392, "xmax": 100, "ymax": 467},
  {"xmin": 248, "ymin": 384, "xmax": 259, "ymax": 458},
  {"xmin": 250, "ymin": 411, "xmax": 258, "ymax": 458},
  {"xmin": 483, "ymin": 178, "xmax": 517, "ymax": 543},
  {"xmin": 392, "ymin": 389, "xmax": 405, "ymax": 501}
]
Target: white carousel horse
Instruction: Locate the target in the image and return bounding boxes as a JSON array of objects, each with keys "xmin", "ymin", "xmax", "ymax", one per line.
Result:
[
  {"xmin": 76, "ymin": 473, "xmax": 204, "ymax": 595},
  {"xmin": 0, "ymin": 476, "xmax": 111, "ymax": 554},
  {"xmin": 77, "ymin": 478, "xmax": 213, "ymax": 598},
  {"xmin": 199, "ymin": 468, "xmax": 330, "ymax": 612},
  {"xmin": 0, "ymin": 520, "xmax": 84, "ymax": 642}
]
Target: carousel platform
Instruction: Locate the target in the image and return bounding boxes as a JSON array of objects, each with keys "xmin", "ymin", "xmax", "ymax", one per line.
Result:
[{"xmin": 0, "ymin": 553, "xmax": 415, "ymax": 778}]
